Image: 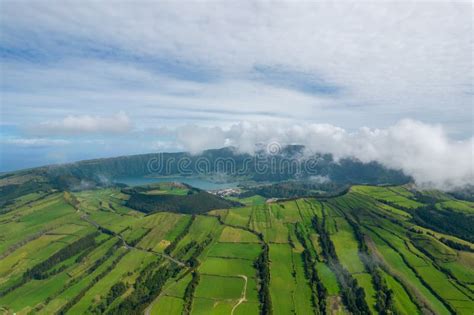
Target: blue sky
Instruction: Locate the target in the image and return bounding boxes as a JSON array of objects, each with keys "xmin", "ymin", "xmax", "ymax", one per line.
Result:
[{"xmin": 0, "ymin": 1, "xmax": 472, "ymax": 188}]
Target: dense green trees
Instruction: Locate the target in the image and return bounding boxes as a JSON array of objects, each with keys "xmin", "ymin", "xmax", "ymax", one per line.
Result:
[
  {"xmin": 186, "ymin": 235, "xmax": 213, "ymax": 268},
  {"xmin": 125, "ymin": 190, "xmax": 239, "ymax": 214},
  {"xmin": 239, "ymin": 181, "xmax": 348, "ymax": 199},
  {"xmin": 24, "ymin": 232, "xmax": 98, "ymax": 280},
  {"xmin": 346, "ymin": 215, "xmax": 395, "ymax": 315},
  {"xmin": 127, "ymin": 228, "xmax": 151, "ymax": 247},
  {"xmin": 58, "ymin": 245, "xmax": 127, "ymax": 315},
  {"xmin": 372, "ymin": 269, "xmax": 395, "ymax": 315},
  {"xmin": 109, "ymin": 260, "xmax": 181, "ymax": 314},
  {"xmin": 1, "ymin": 233, "xmax": 99, "ymax": 298},
  {"xmin": 294, "ymin": 224, "xmax": 327, "ymax": 314},
  {"xmin": 90, "ymin": 281, "xmax": 128, "ymax": 314},
  {"xmin": 254, "ymin": 244, "xmax": 272, "ymax": 315},
  {"xmin": 182, "ymin": 271, "xmax": 200, "ymax": 315},
  {"xmin": 439, "ymin": 237, "xmax": 473, "ymax": 252},
  {"xmin": 164, "ymin": 215, "xmax": 195, "ymax": 255},
  {"xmin": 311, "ymin": 216, "xmax": 370, "ymax": 315},
  {"xmin": 411, "ymin": 206, "xmax": 474, "ymax": 242}
]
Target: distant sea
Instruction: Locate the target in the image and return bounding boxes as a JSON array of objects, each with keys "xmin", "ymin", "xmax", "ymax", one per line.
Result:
[{"xmin": 113, "ymin": 176, "xmax": 239, "ymax": 190}]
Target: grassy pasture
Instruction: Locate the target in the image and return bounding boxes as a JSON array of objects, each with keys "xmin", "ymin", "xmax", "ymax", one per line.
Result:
[
  {"xmin": 351, "ymin": 185, "xmax": 423, "ymax": 209},
  {"xmin": 219, "ymin": 226, "xmax": 259, "ymax": 243},
  {"xmin": 365, "ymin": 228, "xmax": 451, "ymax": 315},
  {"xmin": 150, "ymin": 296, "xmax": 184, "ymax": 314},
  {"xmin": 370, "ymin": 225, "xmax": 471, "ymax": 311},
  {"xmin": 67, "ymin": 236, "xmax": 117, "ymax": 278},
  {"xmin": 143, "ymin": 188, "xmax": 189, "ymax": 196},
  {"xmin": 0, "ymin": 195, "xmax": 80, "ymax": 253},
  {"xmin": 224, "ymin": 207, "xmax": 253, "ymax": 228},
  {"xmin": 441, "ymin": 257, "xmax": 474, "ymax": 285},
  {"xmin": 437, "ymin": 200, "xmax": 474, "ymax": 214},
  {"xmin": 2, "ymin": 184, "xmax": 474, "ymax": 314},
  {"xmin": 331, "ymin": 219, "xmax": 366, "ymax": 273},
  {"xmin": 199, "ymin": 257, "xmax": 255, "ymax": 277},
  {"xmin": 66, "ymin": 249, "xmax": 153, "ymax": 314},
  {"xmin": 382, "ymin": 270, "xmax": 420, "ymax": 314},
  {"xmin": 187, "ymin": 215, "xmax": 221, "ymax": 241},
  {"xmin": 295, "ymin": 199, "xmax": 316, "ymax": 224},
  {"xmin": 277, "ymin": 201, "xmax": 303, "ymax": 223},
  {"xmin": 0, "ymin": 234, "xmax": 67, "ymax": 282},
  {"xmin": 134, "ymin": 212, "xmax": 186, "ymax": 251},
  {"xmin": 250, "ymin": 203, "xmax": 291, "ymax": 243},
  {"xmin": 269, "ymin": 243, "xmax": 296, "ymax": 315},
  {"xmin": 191, "ymin": 298, "xmax": 233, "ymax": 315},
  {"xmin": 87, "ymin": 210, "xmax": 138, "ymax": 233},
  {"xmin": 162, "ymin": 215, "xmax": 192, "ymax": 240},
  {"xmin": 0, "ymin": 272, "xmax": 70, "ymax": 313},
  {"xmin": 227, "ymin": 194, "xmax": 267, "ymax": 206},
  {"xmin": 291, "ymin": 240, "xmax": 317, "ymax": 315},
  {"xmin": 148, "ymin": 272, "xmax": 191, "ymax": 314},
  {"xmin": 353, "ymin": 273, "xmax": 377, "ymax": 313},
  {"xmin": 233, "ymin": 302, "xmax": 260, "ymax": 315},
  {"xmin": 249, "ymin": 204, "xmax": 271, "ymax": 232},
  {"xmin": 316, "ymin": 262, "xmax": 340, "ymax": 295},
  {"xmin": 410, "ymin": 234, "xmax": 457, "ymax": 263},
  {"xmin": 262, "ymin": 220, "xmax": 289, "ymax": 243},
  {"xmin": 208, "ymin": 242, "xmax": 261, "ymax": 260},
  {"xmin": 1, "ymin": 243, "xmax": 126, "ymax": 314},
  {"xmin": 164, "ymin": 273, "xmax": 193, "ymax": 297},
  {"xmin": 48, "ymin": 248, "xmax": 126, "ymax": 313},
  {"xmin": 195, "ymin": 274, "xmax": 244, "ymax": 300},
  {"xmin": 0, "ymin": 224, "xmax": 93, "ymax": 290},
  {"xmin": 172, "ymin": 215, "xmax": 222, "ymax": 255}
]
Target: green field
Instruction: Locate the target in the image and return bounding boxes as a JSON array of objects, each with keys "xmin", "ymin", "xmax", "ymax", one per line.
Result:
[{"xmin": 0, "ymin": 184, "xmax": 473, "ymax": 314}]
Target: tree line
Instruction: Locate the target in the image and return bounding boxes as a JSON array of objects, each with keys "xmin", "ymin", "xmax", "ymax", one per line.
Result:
[
  {"xmin": 109, "ymin": 259, "xmax": 181, "ymax": 314},
  {"xmin": 254, "ymin": 243, "xmax": 272, "ymax": 315},
  {"xmin": 58, "ymin": 242, "xmax": 127, "ymax": 314},
  {"xmin": 90, "ymin": 281, "xmax": 128, "ymax": 314},
  {"xmin": 294, "ymin": 223, "xmax": 327, "ymax": 314},
  {"xmin": 182, "ymin": 271, "xmax": 200, "ymax": 315},
  {"xmin": 439, "ymin": 237, "xmax": 473, "ymax": 252},
  {"xmin": 24, "ymin": 232, "xmax": 99, "ymax": 280},
  {"xmin": 411, "ymin": 205, "xmax": 474, "ymax": 242},
  {"xmin": 346, "ymin": 215, "xmax": 395, "ymax": 315},
  {"xmin": 311, "ymin": 216, "xmax": 370, "ymax": 315},
  {"xmin": 164, "ymin": 215, "xmax": 195, "ymax": 255},
  {"xmin": 127, "ymin": 228, "xmax": 151, "ymax": 247}
]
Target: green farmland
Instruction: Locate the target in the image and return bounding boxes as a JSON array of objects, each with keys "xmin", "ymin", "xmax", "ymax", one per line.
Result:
[{"xmin": 0, "ymin": 184, "xmax": 473, "ymax": 314}]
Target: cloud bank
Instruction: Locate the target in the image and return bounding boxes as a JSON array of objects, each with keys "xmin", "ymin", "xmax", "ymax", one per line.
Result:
[
  {"xmin": 1, "ymin": 138, "xmax": 70, "ymax": 147},
  {"xmin": 29, "ymin": 112, "xmax": 132, "ymax": 135},
  {"xmin": 173, "ymin": 119, "xmax": 473, "ymax": 190},
  {"xmin": 0, "ymin": 1, "xmax": 471, "ymax": 187},
  {"xmin": 1, "ymin": 1, "xmax": 472, "ymax": 136}
]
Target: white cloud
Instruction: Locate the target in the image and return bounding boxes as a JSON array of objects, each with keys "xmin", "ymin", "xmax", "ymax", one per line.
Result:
[
  {"xmin": 1, "ymin": 1, "xmax": 472, "ymax": 135},
  {"xmin": 1, "ymin": 138, "xmax": 70, "ymax": 147},
  {"xmin": 171, "ymin": 119, "xmax": 474, "ymax": 190},
  {"xmin": 29, "ymin": 111, "xmax": 132, "ymax": 135}
]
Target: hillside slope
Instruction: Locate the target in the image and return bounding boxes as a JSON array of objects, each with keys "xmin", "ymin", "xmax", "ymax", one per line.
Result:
[
  {"xmin": 0, "ymin": 146, "xmax": 411, "ymax": 201},
  {"xmin": 0, "ymin": 185, "xmax": 473, "ymax": 314}
]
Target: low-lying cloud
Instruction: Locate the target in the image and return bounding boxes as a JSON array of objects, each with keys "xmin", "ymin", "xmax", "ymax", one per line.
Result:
[
  {"xmin": 29, "ymin": 111, "xmax": 132, "ymax": 135},
  {"xmin": 173, "ymin": 119, "xmax": 473, "ymax": 190},
  {"xmin": 1, "ymin": 138, "xmax": 70, "ymax": 147}
]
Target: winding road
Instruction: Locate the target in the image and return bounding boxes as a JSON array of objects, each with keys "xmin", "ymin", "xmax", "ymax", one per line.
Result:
[
  {"xmin": 79, "ymin": 210, "xmax": 186, "ymax": 267},
  {"xmin": 231, "ymin": 275, "xmax": 248, "ymax": 315}
]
